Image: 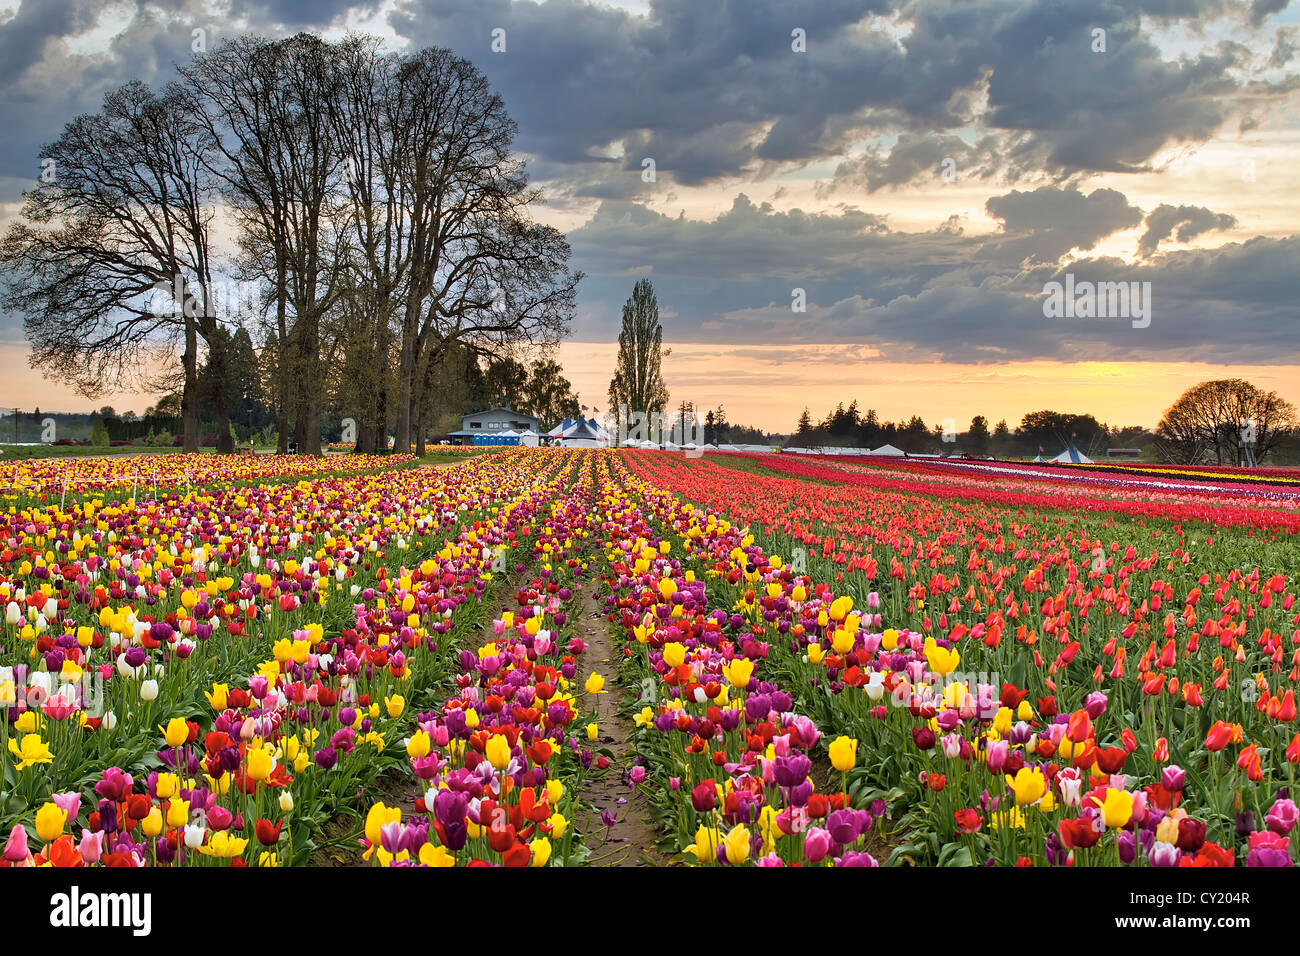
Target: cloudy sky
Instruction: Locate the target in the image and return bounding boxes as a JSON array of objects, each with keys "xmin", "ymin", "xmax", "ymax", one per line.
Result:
[{"xmin": 1, "ymin": 0, "xmax": 1297, "ymax": 431}]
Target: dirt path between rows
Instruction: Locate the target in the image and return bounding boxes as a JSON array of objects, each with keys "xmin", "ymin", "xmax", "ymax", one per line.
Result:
[{"xmin": 572, "ymin": 580, "xmax": 673, "ymax": 867}]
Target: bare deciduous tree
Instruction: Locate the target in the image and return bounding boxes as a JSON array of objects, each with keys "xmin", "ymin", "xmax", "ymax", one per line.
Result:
[{"xmin": 0, "ymin": 81, "xmax": 229, "ymax": 451}]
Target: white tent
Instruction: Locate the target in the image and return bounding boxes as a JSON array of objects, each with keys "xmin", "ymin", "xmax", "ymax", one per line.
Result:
[
  {"xmin": 518, "ymin": 429, "xmax": 540, "ymax": 447},
  {"xmin": 1032, "ymin": 455, "xmax": 1044, "ymax": 463},
  {"xmin": 557, "ymin": 419, "xmax": 606, "ymax": 448},
  {"xmin": 869, "ymin": 444, "xmax": 905, "ymax": 457},
  {"xmin": 1051, "ymin": 443, "xmax": 1094, "ymax": 464}
]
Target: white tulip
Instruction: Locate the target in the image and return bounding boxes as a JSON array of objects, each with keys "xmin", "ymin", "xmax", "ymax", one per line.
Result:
[{"xmin": 139, "ymin": 679, "xmax": 159, "ymax": 701}]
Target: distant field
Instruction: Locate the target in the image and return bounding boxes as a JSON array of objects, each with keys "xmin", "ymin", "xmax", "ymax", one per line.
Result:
[{"xmin": 0, "ymin": 444, "xmax": 188, "ymax": 460}]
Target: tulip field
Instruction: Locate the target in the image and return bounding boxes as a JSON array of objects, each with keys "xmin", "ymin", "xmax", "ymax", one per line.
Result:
[{"xmin": 1, "ymin": 448, "xmax": 1298, "ymax": 868}]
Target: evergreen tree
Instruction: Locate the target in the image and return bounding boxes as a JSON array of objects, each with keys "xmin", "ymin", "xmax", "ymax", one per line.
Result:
[{"xmin": 608, "ymin": 279, "xmax": 670, "ymax": 442}]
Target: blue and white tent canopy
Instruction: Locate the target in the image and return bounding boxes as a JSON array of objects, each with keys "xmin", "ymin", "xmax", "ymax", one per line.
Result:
[{"xmin": 1051, "ymin": 443, "xmax": 1093, "ymax": 464}]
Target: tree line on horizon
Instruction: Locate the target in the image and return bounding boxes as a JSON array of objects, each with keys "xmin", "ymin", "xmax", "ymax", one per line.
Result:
[{"xmin": 789, "ymin": 379, "xmax": 1298, "ymax": 465}]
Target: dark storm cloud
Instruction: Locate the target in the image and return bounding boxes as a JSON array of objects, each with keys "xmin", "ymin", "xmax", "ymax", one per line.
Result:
[
  {"xmin": 0, "ymin": 0, "xmax": 1294, "ymax": 362},
  {"xmin": 1251, "ymin": 0, "xmax": 1291, "ymax": 25},
  {"xmin": 1138, "ymin": 204, "xmax": 1238, "ymax": 255},
  {"xmin": 831, "ymin": 132, "xmax": 1006, "ymax": 193},
  {"xmin": 0, "ymin": 0, "xmax": 102, "ymax": 88},
  {"xmin": 386, "ymin": 0, "xmax": 1292, "ymax": 189},
  {"xmin": 566, "ymin": 193, "xmax": 1300, "ymax": 365},
  {"xmin": 983, "ymin": 186, "xmax": 1145, "ymax": 264},
  {"xmin": 225, "ymin": 0, "xmax": 373, "ymax": 27},
  {"xmin": 0, "ymin": 0, "xmax": 1289, "ymax": 190},
  {"xmin": 976, "ymin": 2, "xmax": 1240, "ymax": 174}
]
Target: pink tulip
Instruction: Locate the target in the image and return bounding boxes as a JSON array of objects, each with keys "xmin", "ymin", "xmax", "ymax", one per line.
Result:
[{"xmin": 3, "ymin": 824, "xmax": 30, "ymax": 863}]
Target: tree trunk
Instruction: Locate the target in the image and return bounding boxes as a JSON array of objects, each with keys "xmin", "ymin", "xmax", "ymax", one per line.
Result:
[
  {"xmin": 210, "ymin": 336, "xmax": 235, "ymax": 454},
  {"xmin": 182, "ymin": 317, "xmax": 199, "ymax": 453},
  {"xmin": 299, "ymin": 316, "xmax": 323, "ymax": 457},
  {"xmin": 275, "ymin": 283, "xmax": 290, "ymax": 455},
  {"xmin": 393, "ymin": 299, "xmax": 419, "ymax": 454}
]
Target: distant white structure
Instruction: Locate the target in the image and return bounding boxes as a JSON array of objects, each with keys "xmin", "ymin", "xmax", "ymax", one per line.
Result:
[{"xmin": 1051, "ymin": 443, "xmax": 1093, "ymax": 464}]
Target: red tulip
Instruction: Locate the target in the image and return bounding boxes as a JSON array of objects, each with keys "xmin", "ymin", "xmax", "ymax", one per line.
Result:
[
  {"xmin": 1058, "ymin": 817, "xmax": 1101, "ymax": 850},
  {"xmin": 1065, "ymin": 710, "xmax": 1092, "ymax": 744},
  {"xmin": 255, "ymin": 818, "xmax": 282, "ymax": 846}
]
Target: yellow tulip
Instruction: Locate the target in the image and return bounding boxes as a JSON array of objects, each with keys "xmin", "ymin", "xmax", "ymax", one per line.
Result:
[
  {"xmin": 685, "ymin": 825, "xmax": 720, "ymax": 864},
  {"xmin": 419, "ymin": 843, "xmax": 456, "ymax": 867},
  {"xmin": 485, "ymin": 734, "xmax": 512, "ymax": 770},
  {"xmin": 828, "ymin": 735, "xmax": 858, "ymax": 773},
  {"xmin": 34, "ymin": 802, "xmax": 67, "ymax": 842},
  {"xmin": 722, "ymin": 824, "xmax": 751, "ymax": 864},
  {"xmin": 992, "ymin": 706, "xmax": 1013, "ymax": 736},
  {"xmin": 1006, "ymin": 767, "xmax": 1047, "ymax": 805},
  {"xmin": 1100, "ymin": 788, "xmax": 1135, "ymax": 829},
  {"xmin": 205, "ymin": 684, "xmax": 229, "ymax": 710},
  {"xmin": 154, "ymin": 772, "xmax": 178, "ymax": 800},
  {"xmin": 142, "ymin": 807, "xmax": 163, "ymax": 838},
  {"xmin": 1156, "ymin": 813, "xmax": 1181, "ymax": 844},
  {"xmin": 584, "ymin": 672, "xmax": 606, "ymax": 695},
  {"xmin": 586, "ymin": 722, "xmax": 599, "ymax": 742},
  {"xmin": 529, "ymin": 836, "xmax": 552, "ymax": 867},
  {"xmin": 723, "ymin": 658, "xmax": 754, "ymax": 689},
  {"xmin": 990, "ymin": 805, "xmax": 1026, "ymax": 831},
  {"xmin": 407, "ymin": 730, "xmax": 431, "ymax": 758},
  {"xmin": 166, "ymin": 799, "xmax": 190, "ymax": 829},
  {"xmin": 385, "ymin": 694, "xmax": 405, "ymax": 718},
  {"xmin": 162, "ymin": 718, "xmax": 189, "ymax": 748},
  {"xmin": 7, "ymin": 733, "xmax": 52, "ymax": 770},
  {"xmin": 365, "ymin": 801, "xmax": 401, "ymax": 847},
  {"xmin": 662, "ymin": 643, "xmax": 686, "ymax": 668},
  {"xmin": 923, "ymin": 637, "xmax": 960, "ymax": 677},
  {"xmin": 198, "ymin": 831, "xmax": 248, "ymax": 858},
  {"xmin": 245, "ymin": 747, "xmax": 274, "ymax": 782}
]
